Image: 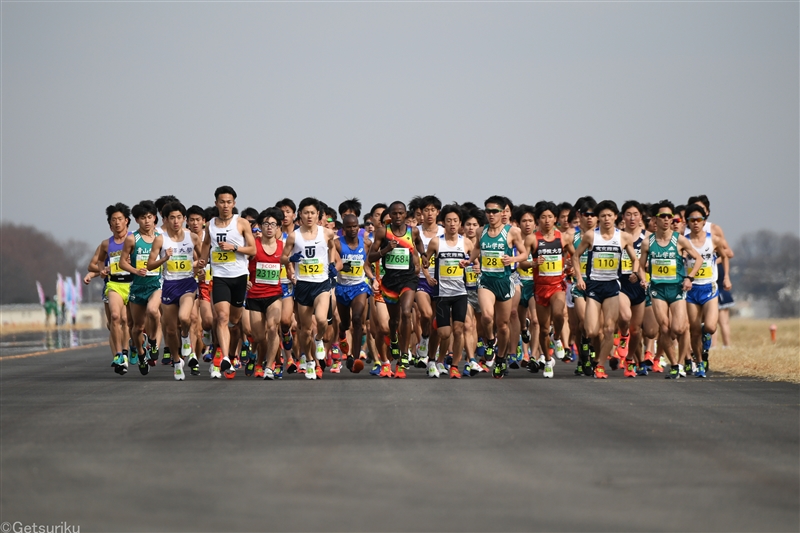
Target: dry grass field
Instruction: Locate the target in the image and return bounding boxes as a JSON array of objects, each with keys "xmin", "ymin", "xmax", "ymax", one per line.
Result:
[{"xmin": 710, "ymin": 318, "xmax": 800, "ymax": 383}]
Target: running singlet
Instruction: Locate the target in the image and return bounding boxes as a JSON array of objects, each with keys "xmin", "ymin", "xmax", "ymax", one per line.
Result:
[
  {"xmin": 686, "ymin": 232, "xmax": 717, "ymax": 285},
  {"xmin": 160, "ymin": 230, "xmax": 195, "ymax": 282},
  {"xmin": 533, "ymin": 230, "xmax": 564, "ymax": 286},
  {"xmin": 587, "ymin": 228, "xmax": 622, "ymax": 282},
  {"xmin": 434, "ymin": 234, "xmax": 467, "ymax": 298},
  {"xmin": 573, "ymin": 229, "xmax": 589, "ymax": 280},
  {"xmin": 207, "ymin": 215, "xmax": 248, "ymax": 278},
  {"xmin": 133, "ymin": 230, "xmax": 161, "ymax": 279},
  {"xmin": 292, "ymin": 226, "xmax": 329, "ymax": 283},
  {"xmin": 621, "ymin": 230, "xmax": 644, "ymax": 276},
  {"xmin": 338, "ymin": 234, "xmax": 368, "ymax": 286},
  {"xmin": 647, "ymin": 231, "xmax": 686, "ymax": 284},
  {"xmin": 248, "ymin": 239, "xmax": 283, "ymax": 298},
  {"xmin": 382, "ymin": 225, "xmax": 415, "ymax": 276},
  {"xmin": 418, "ymin": 225, "xmax": 445, "ymax": 279},
  {"xmin": 108, "ymin": 234, "xmax": 133, "ymax": 283},
  {"xmin": 479, "ymin": 224, "xmax": 513, "ymax": 279}
]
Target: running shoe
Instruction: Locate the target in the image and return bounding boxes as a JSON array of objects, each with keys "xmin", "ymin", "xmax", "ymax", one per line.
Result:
[
  {"xmin": 476, "ymin": 339, "xmax": 486, "ymax": 358},
  {"xmin": 263, "ymin": 367, "xmax": 275, "ymax": 380},
  {"xmin": 187, "ymin": 354, "xmax": 200, "ymax": 376},
  {"xmin": 636, "ymin": 365, "xmax": 648, "ymax": 377},
  {"xmin": 112, "ymin": 353, "xmax": 127, "ymax": 375},
  {"xmin": 210, "ymin": 365, "xmax": 222, "ymax": 379},
  {"xmin": 346, "ymin": 355, "xmax": 355, "ymax": 371},
  {"xmin": 436, "ymin": 362, "xmax": 447, "ymax": 376},
  {"xmin": 469, "ymin": 360, "xmax": 482, "ymax": 376},
  {"xmin": 462, "ymin": 364, "xmax": 471, "ymax": 377},
  {"xmin": 449, "ymin": 366, "xmax": 461, "ymax": 379},
  {"xmin": 582, "ymin": 359, "xmax": 594, "ymax": 377},
  {"xmin": 417, "ymin": 336, "xmax": 430, "ymax": 360},
  {"xmin": 554, "ymin": 340, "xmax": 566, "ymax": 360},
  {"xmin": 399, "ymin": 351, "xmax": 410, "ymax": 370},
  {"xmin": 339, "ymin": 338, "xmax": 350, "ymax": 356},
  {"xmin": 702, "ymin": 327, "xmax": 713, "ymax": 352},
  {"xmin": 173, "ymin": 360, "xmax": 185, "ymax": 381},
  {"xmin": 138, "ymin": 356, "xmax": 149, "ymax": 375},
  {"xmin": 574, "ymin": 364, "xmax": 583, "ymax": 376},
  {"xmin": 509, "ymin": 355, "xmax": 520, "ymax": 369},
  {"xmin": 330, "ymin": 361, "xmax": 341, "ymax": 374},
  {"xmin": 527, "ymin": 358, "xmax": 540, "ymax": 373},
  {"xmin": 651, "ymin": 360, "xmax": 664, "ymax": 373},
  {"xmin": 315, "ymin": 363, "xmax": 323, "ymax": 379},
  {"xmin": 181, "ymin": 336, "xmax": 192, "ymax": 358},
  {"xmin": 678, "ymin": 364, "xmax": 687, "ymax": 378},
  {"xmin": 594, "ymin": 365, "xmax": 608, "ymax": 379},
  {"xmin": 299, "ymin": 354, "xmax": 307, "ymax": 374},
  {"xmin": 695, "ymin": 363, "xmax": 706, "ymax": 378},
  {"xmin": 666, "ymin": 366, "xmax": 679, "ymax": 379},
  {"xmin": 369, "ymin": 362, "xmax": 382, "ymax": 376},
  {"xmin": 148, "ymin": 343, "xmax": 158, "ymax": 366},
  {"xmin": 543, "ymin": 359, "xmax": 554, "ymax": 378},
  {"xmin": 254, "ymin": 366, "xmax": 265, "ymax": 379},
  {"xmin": 212, "ymin": 349, "xmax": 223, "ymax": 370},
  {"xmin": 161, "ymin": 348, "xmax": 171, "ymax": 366},
  {"xmin": 245, "ymin": 358, "xmax": 256, "ymax": 377},
  {"xmin": 616, "ymin": 335, "xmax": 630, "ymax": 360},
  {"xmin": 484, "ymin": 339, "xmax": 496, "ymax": 362},
  {"xmin": 624, "ymin": 362, "xmax": 636, "ymax": 378},
  {"xmin": 444, "ymin": 354, "xmax": 453, "ymax": 369},
  {"xmin": 202, "ymin": 346, "xmax": 214, "ymax": 363},
  {"xmin": 390, "ymin": 339, "xmax": 401, "ymax": 361},
  {"xmin": 492, "ymin": 357, "xmax": 506, "ymax": 379},
  {"xmin": 393, "ymin": 365, "xmax": 406, "ymax": 379},
  {"xmin": 609, "ymin": 355, "xmax": 620, "ymax": 371},
  {"xmin": 305, "ymin": 361, "xmax": 317, "ymax": 380},
  {"xmin": 521, "ymin": 318, "xmax": 531, "ymax": 344},
  {"xmin": 274, "ymin": 365, "xmax": 284, "ymax": 379},
  {"xmin": 379, "ymin": 363, "xmax": 393, "ymax": 378},
  {"xmin": 427, "ymin": 361, "xmax": 439, "ymax": 378},
  {"xmin": 643, "ymin": 351, "xmax": 655, "ymax": 367},
  {"xmin": 684, "ymin": 360, "xmax": 693, "ymax": 376},
  {"xmin": 129, "ymin": 349, "xmax": 139, "ymax": 366},
  {"xmin": 314, "ymin": 339, "xmax": 325, "ymax": 361},
  {"xmin": 287, "ymin": 361, "xmax": 298, "ymax": 374},
  {"xmin": 352, "ymin": 358, "xmax": 365, "ymax": 374},
  {"xmin": 233, "ymin": 356, "xmax": 242, "ymax": 370}
]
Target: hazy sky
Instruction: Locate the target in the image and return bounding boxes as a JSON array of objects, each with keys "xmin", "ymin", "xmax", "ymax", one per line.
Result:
[{"xmin": 3, "ymin": 1, "xmax": 798, "ymax": 251}]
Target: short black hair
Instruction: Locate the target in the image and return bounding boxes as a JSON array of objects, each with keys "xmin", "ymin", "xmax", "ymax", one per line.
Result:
[
  {"xmin": 534, "ymin": 201, "xmax": 558, "ymax": 221},
  {"xmin": 484, "ymin": 195, "xmax": 507, "ymax": 209},
  {"xmin": 467, "ymin": 208, "xmax": 487, "ymax": 226},
  {"xmin": 653, "ymin": 199, "xmax": 675, "ymax": 214},
  {"xmin": 162, "ymin": 201, "xmax": 187, "ymax": 218},
  {"xmin": 256, "ymin": 207, "xmax": 284, "ymax": 226},
  {"xmin": 421, "ymin": 195, "xmax": 442, "ymax": 211},
  {"xmin": 369, "ymin": 203, "xmax": 388, "ymax": 217},
  {"xmin": 595, "ymin": 200, "xmax": 619, "ymax": 216},
  {"xmin": 187, "ymin": 205, "xmax": 206, "ymax": 219},
  {"xmin": 275, "ymin": 198, "xmax": 296, "ymax": 212},
  {"xmin": 155, "ymin": 195, "xmax": 180, "ymax": 217},
  {"xmin": 557, "ymin": 201, "xmax": 573, "ymax": 215},
  {"xmin": 512, "ymin": 204, "xmax": 536, "ymax": 223},
  {"xmin": 205, "ymin": 206, "xmax": 218, "ymax": 220},
  {"xmin": 620, "ymin": 200, "xmax": 643, "ymax": 217},
  {"xmin": 214, "ymin": 185, "xmax": 237, "ymax": 199},
  {"xmin": 298, "ymin": 197, "xmax": 321, "ymax": 214},
  {"xmin": 338, "ymin": 198, "xmax": 362, "ymax": 217},
  {"xmin": 684, "ymin": 203, "xmax": 707, "ymax": 221},
  {"xmin": 407, "ymin": 196, "xmax": 423, "ymax": 214},
  {"xmin": 105, "ymin": 202, "xmax": 131, "ymax": 224},
  {"xmin": 687, "ymin": 195, "xmax": 710, "ymax": 215},
  {"xmin": 439, "ymin": 204, "xmax": 463, "ymax": 223},
  {"xmin": 132, "ymin": 200, "xmax": 158, "ymax": 220},
  {"xmin": 241, "ymin": 207, "xmax": 259, "ymax": 221}
]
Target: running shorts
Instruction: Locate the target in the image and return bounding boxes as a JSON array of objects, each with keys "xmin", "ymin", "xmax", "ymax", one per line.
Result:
[
  {"xmin": 436, "ymin": 295, "xmax": 468, "ymax": 327},
  {"xmin": 212, "ymin": 275, "xmax": 248, "ymax": 308}
]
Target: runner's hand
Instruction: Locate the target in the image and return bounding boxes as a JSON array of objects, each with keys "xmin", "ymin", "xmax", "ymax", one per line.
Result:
[{"xmin": 289, "ymin": 252, "xmax": 303, "ymax": 263}]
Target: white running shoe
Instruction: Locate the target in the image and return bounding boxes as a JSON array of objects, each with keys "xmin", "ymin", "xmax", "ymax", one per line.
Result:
[
  {"xmin": 173, "ymin": 360, "xmax": 185, "ymax": 381},
  {"xmin": 678, "ymin": 364, "xmax": 687, "ymax": 378},
  {"xmin": 180, "ymin": 336, "xmax": 192, "ymax": 357},
  {"xmin": 554, "ymin": 341, "xmax": 565, "ymax": 360},
  {"xmin": 543, "ymin": 359, "xmax": 554, "ymax": 378},
  {"xmin": 470, "ymin": 360, "xmax": 484, "ymax": 374},
  {"xmin": 263, "ymin": 367, "xmax": 275, "ymax": 380},
  {"xmin": 299, "ymin": 354, "xmax": 307, "ymax": 373},
  {"xmin": 436, "ymin": 362, "xmax": 447, "ymax": 376},
  {"xmin": 202, "ymin": 329, "xmax": 212, "ymax": 346},
  {"xmin": 417, "ymin": 336, "xmax": 429, "ymax": 360},
  {"xmin": 210, "ymin": 366, "xmax": 221, "ymax": 379},
  {"xmin": 314, "ymin": 340, "xmax": 325, "ymax": 361},
  {"xmin": 537, "ymin": 353, "xmax": 546, "ymax": 369},
  {"xmin": 427, "ymin": 361, "xmax": 439, "ymax": 378},
  {"xmin": 305, "ymin": 361, "xmax": 317, "ymax": 380}
]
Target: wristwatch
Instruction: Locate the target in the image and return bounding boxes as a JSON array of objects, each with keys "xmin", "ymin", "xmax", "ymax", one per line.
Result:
[
  {"xmin": 233, "ymin": 244, "xmax": 239, "ymax": 252},
  {"xmin": 686, "ymin": 275, "xmax": 694, "ymax": 282}
]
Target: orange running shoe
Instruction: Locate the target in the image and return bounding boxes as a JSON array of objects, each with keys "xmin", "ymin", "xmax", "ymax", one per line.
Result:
[
  {"xmin": 330, "ymin": 361, "xmax": 341, "ymax": 374},
  {"xmin": 254, "ymin": 366, "xmax": 265, "ymax": 379},
  {"xmin": 352, "ymin": 359, "xmax": 365, "ymax": 373},
  {"xmin": 651, "ymin": 360, "xmax": 664, "ymax": 373},
  {"xmin": 315, "ymin": 364, "xmax": 323, "ymax": 379},
  {"xmin": 339, "ymin": 339, "xmax": 350, "ymax": 356},
  {"xmin": 623, "ymin": 360, "xmax": 636, "ymax": 378},
  {"xmin": 379, "ymin": 363, "xmax": 393, "ymax": 378},
  {"xmin": 449, "ymin": 366, "xmax": 461, "ymax": 379},
  {"xmin": 616, "ymin": 335, "xmax": 630, "ymax": 360},
  {"xmin": 594, "ymin": 365, "xmax": 608, "ymax": 379},
  {"xmin": 394, "ymin": 366, "xmax": 406, "ymax": 379},
  {"xmin": 212, "ymin": 350, "xmax": 223, "ymax": 369}
]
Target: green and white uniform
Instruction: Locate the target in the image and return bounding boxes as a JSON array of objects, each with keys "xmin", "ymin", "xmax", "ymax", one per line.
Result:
[
  {"xmin": 129, "ymin": 230, "xmax": 162, "ymax": 305},
  {"xmin": 646, "ymin": 231, "xmax": 686, "ymax": 304},
  {"xmin": 478, "ymin": 224, "xmax": 515, "ymax": 302},
  {"xmin": 570, "ymin": 228, "xmax": 590, "ymax": 299}
]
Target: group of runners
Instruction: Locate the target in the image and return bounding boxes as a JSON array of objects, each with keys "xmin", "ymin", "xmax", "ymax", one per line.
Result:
[{"xmin": 85, "ymin": 186, "xmax": 735, "ymax": 382}]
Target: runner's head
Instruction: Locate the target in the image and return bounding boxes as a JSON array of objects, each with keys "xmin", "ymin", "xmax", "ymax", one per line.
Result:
[
  {"xmin": 323, "ymin": 206, "xmax": 338, "ymax": 229},
  {"xmin": 439, "ymin": 204, "xmax": 462, "ymax": 236},
  {"xmin": 298, "ymin": 197, "xmax": 322, "ymax": 228},
  {"xmin": 534, "ymin": 201, "xmax": 558, "ymax": 233},
  {"xmin": 557, "ymin": 202, "xmax": 572, "ymax": 231},
  {"xmin": 162, "ymin": 202, "xmax": 187, "ymax": 233},
  {"xmin": 338, "ymin": 198, "xmax": 362, "ymax": 218},
  {"xmin": 275, "ymin": 198, "xmax": 296, "ymax": 229},
  {"xmin": 620, "ymin": 200, "xmax": 643, "ymax": 231},
  {"xmin": 484, "ymin": 196, "xmax": 506, "ymax": 226},
  {"xmin": 687, "ymin": 195, "xmax": 710, "ymax": 217},
  {"xmin": 672, "ymin": 205, "xmax": 686, "ymax": 234},
  {"xmin": 342, "ymin": 214, "xmax": 360, "ymax": 239},
  {"xmin": 513, "ymin": 204, "xmax": 536, "ymax": 235},
  {"xmin": 105, "ymin": 203, "xmax": 131, "ymax": 234},
  {"xmin": 370, "ymin": 203, "xmax": 388, "ymax": 228},
  {"xmin": 576, "ymin": 197, "xmax": 598, "ymax": 229},
  {"xmin": 155, "ymin": 195, "xmax": 180, "ymax": 221},
  {"xmin": 132, "ymin": 200, "xmax": 158, "ymax": 232},
  {"xmin": 501, "ymin": 197, "xmax": 514, "ymax": 225},
  {"xmin": 186, "ymin": 205, "xmax": 206, "ymax": 235},
  {"xmin": 388, "ymin": 201, "xmax": 407, "ymax": 228},
  {"xmin": 362, "ymin": 214, "xmax": 374, "ymax": 234},
  {"xmin": 463, "ymin": 208, "xmax": 484, "ymax": 239},
  {"xmin": 421, "ymin": 195, "xmax": 442, "ymax": 226},
  {"xmin": 653, "ymin": 200, "xmax": 676, "ymax": 231},
  {"xmin": 214, "ymin": 186, "xmax": 237, "ymax": 219},
  {"xmin": 256, "ymin": 207, "xmax": 283, "ymax": 239},
  {"xmin": 595, "ymin": 200, "xmax": 619, "ymax": 230},
  {"xmin": 684, "ymin": 204, "xmax": 707, "ymax": 233}
]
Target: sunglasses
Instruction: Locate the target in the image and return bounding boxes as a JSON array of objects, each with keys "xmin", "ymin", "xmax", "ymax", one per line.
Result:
[
  {"xmin": 671, "ymin": 219, "xmax": 682, "ymax": 224},
  {"xmin": 326, "ymin": 218, "xmax": 334, "ymax": 223},
  {"xmin": 485, "ymin": 208, "xmax": 502, "ymax": 214},
  {"xmin": 656, "ymin": 213, "xmax": 674, "ymax": 219},
  {"xmin": 687, "ymin": 217, "xmax": 705, "ymax": 223},
  {"xmin": 581, "ymin": 212, "xmax": 596, "ymax": 217}
]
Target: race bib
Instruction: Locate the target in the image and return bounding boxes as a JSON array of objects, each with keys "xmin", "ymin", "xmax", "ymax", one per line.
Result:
[
  {"xmin": 109, "ymin": 255, "xmax": 123, "ymax": 275},
  {"xmin": 695, "ymin": 260, "xmax": 713, "ymax": 280},
  {"xmin": 137, "ymin": 254, "xmax": 160, "ymax": 276},
  {"xmin": 212, "ymin": 248, "xmax": 235, "ymax": 264},
  {"xmin": 255, "ymin": 262, "xmax": 280, "ymax": 285},
  {"xmin": 465, "ymin": 267, "xmax": 478, "ymax": 287},
  {"xmin": 280, "ymin": 264, "xmax": 289, "ymax": 283},
  {"xmin": 539, "ymin": 254, "xmax": 563, "ymax": 277},
  {"xmin": 481, "ymin": 250, "xmax": 504, "ymax": 273},
  {"xmin": 439, "ymin": 259, "xmax": 463, "ymax": 278},
  {"xmin": 341, "ymin": 259, "xmax": 365, "ymax": 279},
  {"xmin": 579, "ymin": 255, "xmax": 588, "ymax": 277},
  {"xmin": 651, "ymin": 258, "xmax": 677, "ymax": 282},
  {"xmin": 385, "ymin": 248, "xmax": 410, "ymax": 270},
  {"xmin": 592, "ymin": 253, "xmax": 618, "ymax": 272},
  {"xmin": 298, "ymin": 258, "xmax": 323, "ymax": 277},
  {"xmin": 167, "ymin": 254, "xmax": 192, "ymax": 274}
]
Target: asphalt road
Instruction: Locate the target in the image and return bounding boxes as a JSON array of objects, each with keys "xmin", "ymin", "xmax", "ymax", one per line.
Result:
[{"xmin": 1, "ymin": 346, "xmax": 798, "ymax": 532}]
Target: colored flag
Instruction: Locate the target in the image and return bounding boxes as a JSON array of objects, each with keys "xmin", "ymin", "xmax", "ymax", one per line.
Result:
[{"xmin": 36, "ymin": 281, "xmax": 45, "ymax": 305}]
